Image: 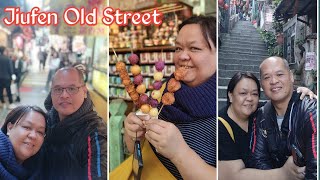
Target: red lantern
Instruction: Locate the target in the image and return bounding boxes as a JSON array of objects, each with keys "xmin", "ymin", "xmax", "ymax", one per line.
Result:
[
  {"xmin": 218, "ymin": 0, "xmax": 224, "ymax": 7},
  {"xmin": 224, "ymin": 4, "xmax": 229, "ymax": 10}
]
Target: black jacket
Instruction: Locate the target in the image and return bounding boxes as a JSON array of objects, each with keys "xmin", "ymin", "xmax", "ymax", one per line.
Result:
[
  {"xmin": 0, "ymin": 55, "xmax": 13, "ymax": 80},
  {"xmin": 41, "ymin": 94, "xmax": 108, "ymax": 179},
  {"xmin": 249, "ymin": 91, "xmax": 317, "ymax": 179}
]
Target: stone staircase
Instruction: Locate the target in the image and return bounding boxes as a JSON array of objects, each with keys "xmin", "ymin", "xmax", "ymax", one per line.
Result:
[{"xmin": 218, "ymin": 20, "xmax": 269, "ymax": 109}]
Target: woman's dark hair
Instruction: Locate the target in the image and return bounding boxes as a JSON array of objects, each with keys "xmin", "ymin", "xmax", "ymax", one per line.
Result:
[
  {"xmin": 179, "ymin": 15, "xmax": 216, "ymax": 49},
  {"xmin": 227, "ymin": 72, "xmax": 261, "ymax": 106},
  {"xmin": 1, "ymin": 105, "xmax": 47, "ymax": 134}
]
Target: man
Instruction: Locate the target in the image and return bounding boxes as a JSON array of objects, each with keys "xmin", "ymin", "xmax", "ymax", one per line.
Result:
[
  {"xmin": 249, "ymin": 56, "xmax": 317, "ymax": 179},
  {"xmin": 0, "ymin": 46, "xmax": 15, "ymax": 109},
  {"xmin": 42, "ymin": 67, "xmax": 107, "ymax": 179}
]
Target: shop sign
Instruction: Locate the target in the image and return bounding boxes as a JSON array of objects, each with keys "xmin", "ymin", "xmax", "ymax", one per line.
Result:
[{"xmin": 305, "ymin": 52, "xmax": 316, "ymax": 70}]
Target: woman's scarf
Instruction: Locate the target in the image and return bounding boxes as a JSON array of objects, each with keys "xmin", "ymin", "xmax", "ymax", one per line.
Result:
[
  {"xmin": 159, "ymin": 74, "xmax": 216, "ymax": 123},
  {"xmin": 0, "ymin": 131, "xmax": 29, "ymax": 179}
]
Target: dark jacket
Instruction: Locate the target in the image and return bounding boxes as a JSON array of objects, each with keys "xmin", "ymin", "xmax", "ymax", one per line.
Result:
[
  {"xmin": 42, "ymin": 93, "xmax": 108, "ymax": 179},
  {"xmin": 249, "ymin": 91, "xmax": 317, "ymax": 180},
  {"xmin": 0, "ymin": 54, "xmax": 13, "ymax": 80}
]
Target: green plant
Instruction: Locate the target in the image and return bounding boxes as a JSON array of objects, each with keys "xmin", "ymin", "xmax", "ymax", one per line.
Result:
[
  {"xmin": 272, "ymin": 45, "xmax": 283, "ymax": 56},
  {"xmin": 273, "ymin": 0, "xmax": 282, "ymax": 7},
  {"xmin": 272, "ymin": 19, "xmax": 283, "ymax": 33},
  {"xmin": 260, "ymin": 30, "xmax": 277, "ymax": 56}
]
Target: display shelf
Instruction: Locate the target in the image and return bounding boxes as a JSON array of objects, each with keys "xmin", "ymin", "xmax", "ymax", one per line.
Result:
[{"xmin": 108, "ymin": 1, "xmax": 192, "ymax": 103}]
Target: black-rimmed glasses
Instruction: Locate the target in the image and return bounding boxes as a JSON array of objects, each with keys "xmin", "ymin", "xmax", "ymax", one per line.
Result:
[{"xmin": 51, "ymin": 85, "xmax": 84, "ymax": 95}]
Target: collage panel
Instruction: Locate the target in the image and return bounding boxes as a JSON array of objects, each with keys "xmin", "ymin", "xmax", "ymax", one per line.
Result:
[
  {"xmin": 0, "ymin": 0, "xmax": 108, "ymax": 179},
  {"xmin": 218, "ymin": 0, "xmax": 317, "ymax": 179},
  {"xmin": 109, "ymin": 0, "xmax": 217, "ymax": 179}
]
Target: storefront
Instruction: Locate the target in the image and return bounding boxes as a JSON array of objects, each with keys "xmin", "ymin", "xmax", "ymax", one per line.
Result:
[{"xmin": 274, "ymin": 0, "xmax": 317, "ymax": 92}]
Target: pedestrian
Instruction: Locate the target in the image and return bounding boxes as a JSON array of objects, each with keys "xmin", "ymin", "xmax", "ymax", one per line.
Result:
[
  {"xmin": 45, "ymin": 49, "xmax": 60, "ymax": 91},
  {"xmin": 13, "ymin": 51, "xmax": 24, "ymax": 102},
  {"xmin": 41, "ymin": 67, "xmax": 107, "ymax": 179},
  {"xmin": 0, "ymin": 46, "xmax": 16, "ymax": 109},
  {"xmin": 0, "ymin": 105, "xmax": 47, "ymax": 179},
  {"xmin": 122, "ymin": 15, "xmax": 216, "ymax": 179},
  {"xmin": 249, "ymin": 56, "xmax": 317, "ymax": 179},
  {"xmin": 38, "ymin": 48, "xmax": 47, "ymax": 71}
]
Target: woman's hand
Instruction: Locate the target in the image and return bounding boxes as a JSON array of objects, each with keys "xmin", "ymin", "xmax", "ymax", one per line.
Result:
[
  {"xmin": 124, "ymin": 112, "xmax": 149, "ymax": 141},
  {"xmin": 144, "ymin": 119, "xmax": 188, "ymax": 161},
  {"xmin": 297, "ymin": 87, "xmax": 317, "ymax": 100},
  {"xmin": 281, "ymin": 156, "xmax": 305, "ymax": 180}
]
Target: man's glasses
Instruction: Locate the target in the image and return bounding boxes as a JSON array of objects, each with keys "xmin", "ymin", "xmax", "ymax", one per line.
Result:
[{"xmin": 51, "ymin": 85, "xmax": 84, "ymax": 95}]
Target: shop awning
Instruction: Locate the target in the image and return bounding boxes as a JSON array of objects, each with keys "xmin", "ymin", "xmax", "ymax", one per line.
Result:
[{"xmin": 274, "ymin": 0, "xmax": 316, "ymax": 21}]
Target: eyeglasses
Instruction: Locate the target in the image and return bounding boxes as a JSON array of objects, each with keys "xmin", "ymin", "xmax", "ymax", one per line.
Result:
[{"xmin": 51, "ymin": 85, "xmax": 84, "ymax": 95}]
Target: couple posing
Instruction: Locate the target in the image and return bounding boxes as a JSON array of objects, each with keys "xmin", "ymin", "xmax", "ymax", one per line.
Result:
[
  {"xmin": 0, "ymin": 67, "xmax": 107, "ymax": 179},
  {"xmin": 219, "ymin": 56, "xmax": 317, "ymax": 180}
]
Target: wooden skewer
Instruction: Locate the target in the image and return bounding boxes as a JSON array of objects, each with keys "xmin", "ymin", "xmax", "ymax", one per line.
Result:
[
  {"xmin": 158, "ymin": 104, "xmax": 164, "ymax": 116},
  {"xmin": 112, "ymin": 47, "xmax": 118, "ymax": 60}
]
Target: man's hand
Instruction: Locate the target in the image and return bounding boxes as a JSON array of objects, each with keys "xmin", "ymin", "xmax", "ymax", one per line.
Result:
[
  {"xmin": 281, "ymin": 156, "xmax": 305, "ymax": 180},
  {"xmin": 297, "ymin": 87, "xmax": 317, "ymax": 100}
]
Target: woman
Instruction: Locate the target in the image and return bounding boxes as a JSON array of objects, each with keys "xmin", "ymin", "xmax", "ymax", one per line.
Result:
[
  {"xmin": 0, "ymin": 105, "xmax": 47, "ymax": 179},
  {"xmin": 218, "ymin": 72, "xmax": 314, "ymax": 180},
  {"xmin": 124, "ymin": 15, "xmax": 216, "ymax": 179}
]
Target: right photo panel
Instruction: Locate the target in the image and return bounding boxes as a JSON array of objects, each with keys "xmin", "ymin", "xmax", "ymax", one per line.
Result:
[{"xmin": 218, "ymin": 0, "xmax": 317, "ymax": 179}]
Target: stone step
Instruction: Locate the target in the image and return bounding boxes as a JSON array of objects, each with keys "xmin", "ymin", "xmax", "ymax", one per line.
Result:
[
  {"xmin": 229, "ymin": 31, "xmax": 261, "ymax": 36},
  {"xmin": 218, "ymin": 87, "xmax": 268, "ymax": 100},
  {"xmin": 224, "ymin": 36, "xmax": 264, "ymax": 42},
  {"xmin": 222, "ymin": 38, "xmax": 266, "ymax": 46},
  {"xmin": 220, "ymin": 46, "xmax": 268, "ymax": 54},
  {"xmin": 218, "ymin": 52, "xmax": 269, "ymax": 60},
  {"xmin": 219, "ymin": 49, "xmax": 268, "ymax": 56},
  {"xmin": 219, "ymin": 70, "xmax": 260, "ymax": 78},
  {"xmin": 218, "ymin": 99, "xmax": 269, "ymax": 112},
  {"xmin": 221, "ymin": 41, "xmax": 266, "ymax": 49},
  {"xmin": 218, "ymin": 77, "xmax": 232, "ymax": 87},
  {"xmin": 218, "ymin": 56, "xmax": 263, "ymax": 66},
  {"xmin": 218, "ymin": 100, "xmax": 227, "ymax": 111},
  {"xmin": 218, "ymin": 64, "xmax": 259, "ymax": 71}
]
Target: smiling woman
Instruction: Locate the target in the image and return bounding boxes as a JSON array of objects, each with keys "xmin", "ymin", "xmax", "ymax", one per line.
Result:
[
  {"xmin": 121, "ymin": 15, "xmax": 217, "ymax": 180},
  {"xmin": 0, "ymin": 105, "xmax": 47, "ymax": 179}
]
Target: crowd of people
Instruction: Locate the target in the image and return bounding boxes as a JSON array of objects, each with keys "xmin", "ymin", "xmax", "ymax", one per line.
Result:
[{"xmin": 0, "ymin": 46, "xmax": 29, "ymax": 109}]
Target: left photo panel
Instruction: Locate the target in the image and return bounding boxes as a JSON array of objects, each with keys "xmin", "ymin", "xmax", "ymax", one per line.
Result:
[
  {"xmin": 0, "ymin": 0, "xmax": 108, "ymax": 179},
  {"xmin": 109, "ymin": 0, "xmax": 217, "ymax": 179}
]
